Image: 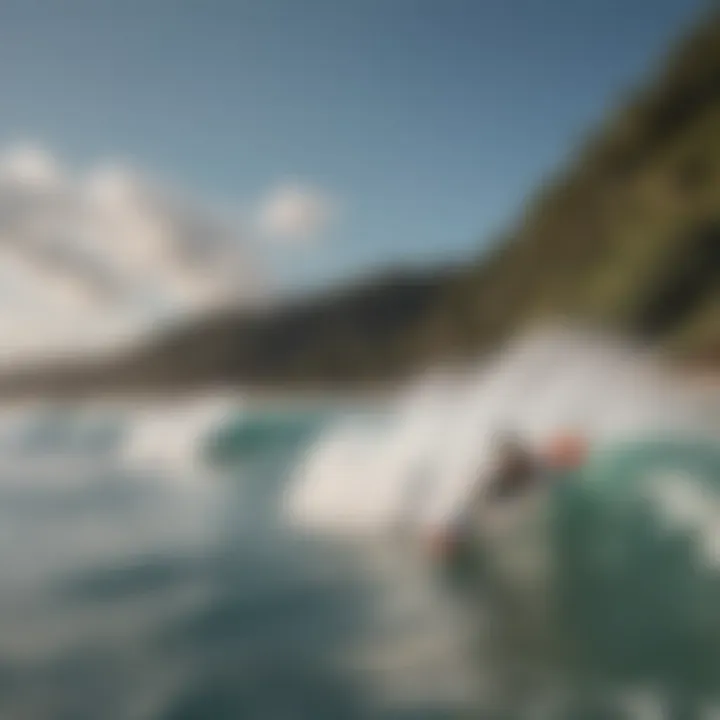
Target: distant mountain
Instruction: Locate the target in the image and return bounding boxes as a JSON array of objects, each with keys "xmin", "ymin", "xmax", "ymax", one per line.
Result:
[{"xmin": 2, "ymin": 10, "xmax": 719, "ymax": 395}]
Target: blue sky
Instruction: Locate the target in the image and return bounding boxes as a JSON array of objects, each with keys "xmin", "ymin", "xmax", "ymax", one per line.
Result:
[{"xmin": 0, "ymin": 0, "xmax": 709, "ymax": 294}]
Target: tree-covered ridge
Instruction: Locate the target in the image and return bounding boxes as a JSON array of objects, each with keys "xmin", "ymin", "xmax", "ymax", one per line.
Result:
[{"xmin": 1, "ymin": 10, "xmax": 719, "ymax": 395}]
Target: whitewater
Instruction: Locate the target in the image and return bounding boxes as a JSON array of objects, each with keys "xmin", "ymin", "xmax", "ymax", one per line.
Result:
[
  {"xmin": 0, "ymin": 391, "xmax": 490, "ymax": 719},
  {"xmin": 0, "ymin": 326, "xmax": 718, "ymax": 719}
]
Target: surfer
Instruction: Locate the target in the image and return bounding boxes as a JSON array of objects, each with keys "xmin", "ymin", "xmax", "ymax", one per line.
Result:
[
  {"xmin": 429, "ymin": 434, "xmax": 538, "ymax": 566},
  {"xmin": 485, "ymin": 433, "xmax": 541, "ymax": 502},
  {"xmin": 483, "ymin": 431, "xmax": 587, "ymax": 501}
]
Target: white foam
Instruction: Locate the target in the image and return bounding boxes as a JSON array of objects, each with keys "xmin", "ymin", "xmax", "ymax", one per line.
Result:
[
  {"xmin": 285, "ymin": 326, "xmax": 717, "ymax": 534},
  {"xmin": 122, "ymin": 395, "xmax": 240, "ymax": 478}
]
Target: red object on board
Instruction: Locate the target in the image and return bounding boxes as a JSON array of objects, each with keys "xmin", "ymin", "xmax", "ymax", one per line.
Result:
[{"xmin": 544, "ymin": 433, "xmax": 588, "ymax": 469}]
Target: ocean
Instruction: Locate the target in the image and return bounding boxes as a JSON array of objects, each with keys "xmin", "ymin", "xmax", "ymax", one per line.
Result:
[
  {"xmin": 1, "ymin": 393, "xmax": 718, "ymax": 719},
  {"xmin": 0, "ymin": 397, "xmax": 485, "ymax": 720}
]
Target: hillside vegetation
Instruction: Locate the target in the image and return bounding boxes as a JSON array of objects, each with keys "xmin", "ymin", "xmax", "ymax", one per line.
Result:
[
  {"xmin": 429, "ymin": 9, "xmax": 720, "ymax": 362},
  {"xmin": 2, "ymin": 10, "xmax": 719, "ymax": 394}
]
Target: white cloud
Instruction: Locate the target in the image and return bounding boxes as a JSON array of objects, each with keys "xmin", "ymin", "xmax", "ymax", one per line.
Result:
[
  {"xmin": 0, "ymin": 143, "xmax": 342, "ymax": 365},
  {"xmin": 256, "ymin": 182, "xmax": 336, "ymax": 243},
  {"xmin": 0, "ymin": 143, "xmax": 62, "ymax": 188},
  {"xmin": 0, "ymin": 143, "xmax": 264, "ymax": 364}
]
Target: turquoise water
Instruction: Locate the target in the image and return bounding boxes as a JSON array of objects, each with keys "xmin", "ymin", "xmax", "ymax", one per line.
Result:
[
  {"xmin": 1, "ymin": 401, "xmax": 719, "ymax": 719},
  {"xmin": 0, "ymin": 401, "xmax": 480, "ymax": 720}
]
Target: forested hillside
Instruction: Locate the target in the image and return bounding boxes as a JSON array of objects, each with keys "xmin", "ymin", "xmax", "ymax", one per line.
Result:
[{"xmin": 2, "ymin": 10, "xmax": 719, "ymax": 394}]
